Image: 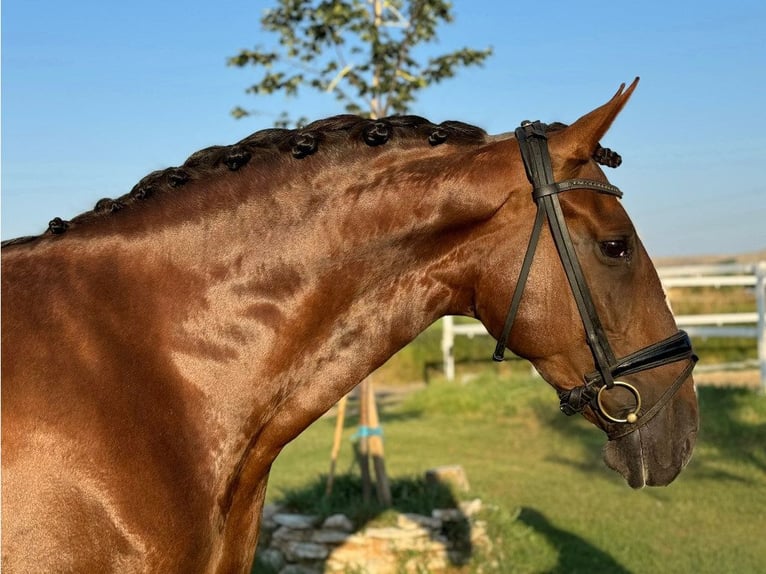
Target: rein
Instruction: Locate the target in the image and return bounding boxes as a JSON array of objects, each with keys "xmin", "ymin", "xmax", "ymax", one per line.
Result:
[{"xmin": 492, "ymin": 120, "xmax": 697, "ymax": 439}]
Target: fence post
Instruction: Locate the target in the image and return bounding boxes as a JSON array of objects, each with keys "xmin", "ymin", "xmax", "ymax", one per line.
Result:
[
  {"xmin": 756, "ymin": 262, "xmax": 766, "ymax": 394},
  {"xmin": 442, "ymin": 316, "xmax": 455, "ymax": 381}
]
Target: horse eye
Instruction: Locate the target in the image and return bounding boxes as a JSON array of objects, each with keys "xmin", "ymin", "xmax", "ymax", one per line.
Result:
[{"xmin": 600, "ymin": 239, "xmax": 631, "ymax": 259}]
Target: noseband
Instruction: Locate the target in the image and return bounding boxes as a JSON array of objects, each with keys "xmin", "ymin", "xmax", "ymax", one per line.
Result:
[{"xmin": 492, "ymin": 120, "xmax": 697, "ymax": 439}]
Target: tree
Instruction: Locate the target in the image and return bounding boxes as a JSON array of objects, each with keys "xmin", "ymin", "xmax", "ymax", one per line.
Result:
[{"xmin": 228, "ymin": 0, "xmax": 493, "ymax": 126}]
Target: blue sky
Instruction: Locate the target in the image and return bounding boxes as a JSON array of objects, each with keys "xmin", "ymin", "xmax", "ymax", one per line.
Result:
[{"xmin": 2, "ymin": 0, "xmax": 765, "ymax": 256}]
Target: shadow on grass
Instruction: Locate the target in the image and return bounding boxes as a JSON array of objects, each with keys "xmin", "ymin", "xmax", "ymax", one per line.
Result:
[
  {"xmin": 695, "ymin": 386, "xmax": 766, "ymax": 472},
  {"xmin": 518, "ymin": 507, "xmax": 632, "ymax": 574},
  {"xmin": 252, "ymin": 474, "xmax": 474, "ymax": 573}
]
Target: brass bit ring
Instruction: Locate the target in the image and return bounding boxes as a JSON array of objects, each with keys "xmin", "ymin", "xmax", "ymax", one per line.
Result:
[{"xmin": 597, "ymin": 381, "xmax": 641, "ymax": 424}]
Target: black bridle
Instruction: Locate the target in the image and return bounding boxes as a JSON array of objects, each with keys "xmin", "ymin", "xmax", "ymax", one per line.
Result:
[{"xmin": 492, "ymin": 120, "xmax": 697, "ymax": 439}]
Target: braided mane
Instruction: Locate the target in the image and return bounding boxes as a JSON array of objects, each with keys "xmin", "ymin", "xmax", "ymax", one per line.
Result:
[
  {"xmin": 1, "ymin": 115, "xmax": 620, "ymax": 248},
  {"xmin": 1, "ymin": 115, "xmax": 488, "ymax": 247}
]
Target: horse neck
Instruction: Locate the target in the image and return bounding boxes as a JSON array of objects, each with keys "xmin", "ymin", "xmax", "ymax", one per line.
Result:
[
  {"xmin": 110, "ymin": 141, "xmax": 517, "ymax": 438},
  {"xmin": 3, "ymin": 139, "xmax": 524, "ymax": 563}
]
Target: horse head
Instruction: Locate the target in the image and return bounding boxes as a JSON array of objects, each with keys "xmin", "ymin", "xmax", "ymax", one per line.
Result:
[{"xmin": 478, "ymin": 79, "xmax": 698, "ymax": 488}]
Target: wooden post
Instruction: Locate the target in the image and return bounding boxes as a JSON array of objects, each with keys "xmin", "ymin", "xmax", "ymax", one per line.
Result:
[
  {"xmin": 367, "ymin": 378, "xmax": 392, "ymax": 506},
  {"xmin": 442, "ymin": 316, "xmax": 455, "ymax": 381},
  {"xmin": 356, "ymin": 378, "xmax": 372, "ymax": 503},
  {"xmin": 325, "ymin": 394, "xmax": 348, "ymax": 497}
]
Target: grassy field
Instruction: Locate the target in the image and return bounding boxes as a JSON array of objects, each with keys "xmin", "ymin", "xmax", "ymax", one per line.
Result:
[{"xmin": 257, "ymin": 367, "xmax": 766, "ymax": 573}]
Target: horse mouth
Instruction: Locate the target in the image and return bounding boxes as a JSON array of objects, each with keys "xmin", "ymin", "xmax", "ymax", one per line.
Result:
[{"xmin": 602, "ymin": 427, "xmax": 697, "ymax": 488}]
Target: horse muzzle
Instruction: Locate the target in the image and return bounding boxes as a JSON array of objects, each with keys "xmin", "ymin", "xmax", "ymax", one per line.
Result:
[{"xmin": 557, "ymin": 330, "xmax": 697, "ymax": 440}]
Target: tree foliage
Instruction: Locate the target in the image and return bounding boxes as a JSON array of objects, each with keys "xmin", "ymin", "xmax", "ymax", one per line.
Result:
[{"xmin": 228, "ymin": 0, "xmax": 493, "ymax": 126}]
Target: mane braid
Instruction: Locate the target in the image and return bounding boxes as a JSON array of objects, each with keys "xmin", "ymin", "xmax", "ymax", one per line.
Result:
[{"xmin": 2, "ymin": 114, "xmax": 489, "ymax": 246}]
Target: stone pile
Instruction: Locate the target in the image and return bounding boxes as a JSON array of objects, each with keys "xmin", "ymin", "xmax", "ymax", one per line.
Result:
[{"xmin": 256, "ymin": 498, "xmax": 489, "ymax": 574}]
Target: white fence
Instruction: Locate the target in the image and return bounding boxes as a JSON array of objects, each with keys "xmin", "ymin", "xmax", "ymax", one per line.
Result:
[{"xmin": 441, "ymin": 262, "xmax": 766, "ymax": 392}]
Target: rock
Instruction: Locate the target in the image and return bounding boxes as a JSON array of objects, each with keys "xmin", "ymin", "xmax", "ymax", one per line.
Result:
[
  {"xmin": 257, "ymin": 548, "xmax": 285, "ymax": 571},
  {"xmin": 432, "ymin": 508, "xmax": 465, "ymax": 522},
  {"xmin": 272, "ymin": 513, "xmax": 320, "ymax": 529},
  {"xmin": 311, "ymin": 529, "xmax": 351, "ymax": 544},
  {"xmin": 471, "ymin": 520, "xmax": 491, "ymax": 548},
  {"xmin": 261, "ymin": 504, "xmax": 284, "ymax": 531},
  {"xmin": 425, "ymin": 465, "xmax": 471, "ymax": 492},
  {"xmin": 363, "ymin": 526, "xmax": 429, "ymax": 540},
  {"xmin": 397, "ymin": 513, "xmax": 441, "ymax": 530},
  {"xmin": 321, "ymin": 513, "xmax": 354, "ymax": 532},
  {"xmin": 459, "ymin": 498, "xmax": 483, "ymax": 517},
  {"xmin": 262, "ymin": 503, "xmax": 283, "ymax": 521},
  {"xmin": 282, "ymin": 541, "xmax": 329, "ymax": 562},
  {"xmin": 258, "ymin": 502, "xmax": 487, "ymax": 573},
  {"xmin": 272, "ymin": 526, "xmax": 312, "ymax": 543},
  {"xmin": 279, "ymin": 564, "xmax": 321, "ymax": 574}
]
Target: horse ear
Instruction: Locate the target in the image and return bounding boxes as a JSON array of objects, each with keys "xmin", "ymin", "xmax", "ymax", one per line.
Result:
[{"xmin": 552, "ymin": 78, "xmax": 639, "ymax": 161}]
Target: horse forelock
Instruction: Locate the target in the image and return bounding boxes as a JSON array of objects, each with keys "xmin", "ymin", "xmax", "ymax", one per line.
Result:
[{"xmin": 1, "ymin": 115, "xmax": 489, "ymax": 247}]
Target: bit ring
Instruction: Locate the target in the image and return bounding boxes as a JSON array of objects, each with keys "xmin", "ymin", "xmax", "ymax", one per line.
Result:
[{"xmin": 597, "ymin": 381, "xmax": 641, "ymax": 424}]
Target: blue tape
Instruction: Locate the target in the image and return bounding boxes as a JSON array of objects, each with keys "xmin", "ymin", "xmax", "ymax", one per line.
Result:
[{"xmin": 351, "ymin": 425, "xmax": 384, "ymax": 441}]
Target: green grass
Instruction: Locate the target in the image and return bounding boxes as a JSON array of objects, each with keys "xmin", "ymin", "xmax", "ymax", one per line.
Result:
[
  {"xmin": 667, "ymin": 285, "xmax": 755, "ymax": 315},
  {"xmin": 692, "ymin": 336, "xmax": 758, "ymax": 365},
  {"xmin": 258, "ymin": 370, "xmax": 766, "ymax": 573}
]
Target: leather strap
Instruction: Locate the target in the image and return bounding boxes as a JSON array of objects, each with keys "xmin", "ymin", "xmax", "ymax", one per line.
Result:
[
  {"xmin": 584, "ymin": 330, "xmax": 695, "ymax": 384},
  {"xmin": 492, "ymin": 206, "xmax": 546, "ymax": 361},
  {"xmin": 533, "ymin": 178, "xmax": 622, "ymax": 200}
]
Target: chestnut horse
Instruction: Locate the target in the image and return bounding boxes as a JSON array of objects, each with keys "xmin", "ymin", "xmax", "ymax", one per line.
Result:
[{"xmin": 2, "ymin": 79, "xmax": 698, "ymax": 572}]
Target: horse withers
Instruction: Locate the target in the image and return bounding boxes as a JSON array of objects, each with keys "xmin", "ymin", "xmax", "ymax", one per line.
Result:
[{"xmin": 1, "ymin": 78, "xmax": 698, "ymax": 572}]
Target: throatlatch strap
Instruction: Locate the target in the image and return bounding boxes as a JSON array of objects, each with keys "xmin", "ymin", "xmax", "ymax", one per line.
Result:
[{"xmin": 492, "ymin": 206, "xmax": 546, "ymax": 361}]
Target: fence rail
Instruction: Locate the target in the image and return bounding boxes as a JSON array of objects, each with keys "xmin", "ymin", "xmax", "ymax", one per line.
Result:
[{"xmin": 441, "ymin": 261, "xmax": 766, "ymax": 392}]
